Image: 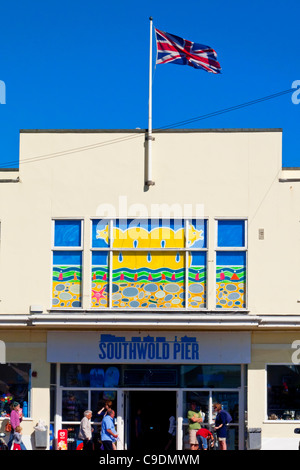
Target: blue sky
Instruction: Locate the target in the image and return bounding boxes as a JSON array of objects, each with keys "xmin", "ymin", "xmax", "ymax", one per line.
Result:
[{"xmin": 0, "ymin": 0, "xmax": 299, "ymax": 168}]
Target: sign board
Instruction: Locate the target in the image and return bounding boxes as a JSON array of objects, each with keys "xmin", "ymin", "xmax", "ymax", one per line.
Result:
[
  {"xmin": 57, "ymin": 429, "xmax": 68, "ymax": 450},
  {"xmin": 47, "ymin": 331, "xmax": 251, "ymax": 364}
]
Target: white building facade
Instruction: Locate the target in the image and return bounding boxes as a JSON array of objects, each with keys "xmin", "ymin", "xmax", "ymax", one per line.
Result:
[{"xmin": 0, "ymin": 129, "xmax": 300, "ymax": 450}]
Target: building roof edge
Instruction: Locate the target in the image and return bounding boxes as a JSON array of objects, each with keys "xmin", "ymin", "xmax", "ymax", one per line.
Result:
[{"xmin": 19, "ymin": 128, "xmax": 283, "ymax": 134}]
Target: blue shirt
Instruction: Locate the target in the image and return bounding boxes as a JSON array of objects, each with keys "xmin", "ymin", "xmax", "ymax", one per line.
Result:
[{"xmin": 101, "ymin": 415, "xmax": 116, "ymax": 442}]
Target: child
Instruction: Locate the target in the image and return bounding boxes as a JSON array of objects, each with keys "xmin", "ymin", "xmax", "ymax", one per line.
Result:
[
  {"xmin": 196, "ymin": 427, "xmax": 214, "ymax": 450},
  {"xmin": 12, "ymin": 426, "xmax": 26, "ymax": 450}
]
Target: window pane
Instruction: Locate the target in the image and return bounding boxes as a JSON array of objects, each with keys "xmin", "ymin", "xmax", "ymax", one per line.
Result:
[
  {"xmin": 52, "ymin": 251, "xmax": 82, "ymax": 308},
  {"xmin": 62, "ymin": 390, "xmax": 88, "ymax": 421},
  {"xmin": 188, "ymin": 220, "xmax": 207, "ymax": 248},
  {"xmin": 0, "ymin": 363, "xmax": 31, "ymax": 418},
  {"xmin": 60, "ymin": 364, "xmax": 120, "ymax": 388},
  {"xmin": 91, "ymin": 251, "xmax": 109, "ymax": 308},
  {"xmin": 54, "ymin": 220, "xmax": 81, "ymax": 247},
  {"xmin": 212, "ymin": 391, "xmax": 239, "ymax": 450},
  {"xmin": 111, "ymin": 219, "xmax": 185, "ymax": 249},
  {"xmin": 91, "ymin": 391, "xmax": 117, "ymax": 417},
  {"xmin": 50, "ymin": 385, "xmax": 56, "ymax": 422},
  {"xmin": 188, "ymin": 252, "xmax": 206, "ymax": 308},
  {"xmin": 61, "ymin": 425, "xmax": 81, "ymax": 450},
  {"xmin": 267, "ymin": 365, "xmax": 300, "ymax": 420},
  {"xmin": 122, "ymin": 365, "xmax": 179, "ymax": 387},
  {"xmin": 183, "ymin": 392, "xmax": 209, "ymax": 449},
  {"xmin": 216, "ymin": 252, "xmax": 246, "ymax": 308},
  {"xmin": 50, "ymin": 363, "xmax": 56, "ymax": 385},
  {"xmin": 181, "ymin": 365, "xmax": 241, "ymax": 388},
  {"xmin": 90, "ymin": 390, "xmax": 118, "ymax": 450},
  {"xmin": 92, "ymin": 220, "xmax": 110, "ymax": 248},
  {"xmin": 112, "ymin": 251, "xmax": 185, "ymax": 308},
  {"xmin": 218, "ymin": 220, "xmax": 245, "ymax": 247}
]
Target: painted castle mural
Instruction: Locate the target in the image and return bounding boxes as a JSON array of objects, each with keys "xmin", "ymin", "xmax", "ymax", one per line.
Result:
[
  {"xmin": 91, "ymin": 219, "xmax": 206, "ymax": 309},
  {"xmin": 52, "ymin": 219, "xmax": 246, "ymax": 310}
]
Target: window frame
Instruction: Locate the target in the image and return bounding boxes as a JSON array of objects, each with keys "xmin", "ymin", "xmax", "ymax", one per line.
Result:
[
  {"xmin": 51, "ymin": 218, "xmax": 84, "ymax": 309},
  {"xmin": 0, "ymin": 362, "xmax": 32, "ymax": 420},
  {"xmin": 215, "ymin": 218, "xmax": 248, "ymax": 310},
  {"xmin": 265, "ymin": 363, "xmax": 300, "ymax": 422},
  {"xmin": 52, "ymin": 218, "xmax": 84, "ymax": 251}
]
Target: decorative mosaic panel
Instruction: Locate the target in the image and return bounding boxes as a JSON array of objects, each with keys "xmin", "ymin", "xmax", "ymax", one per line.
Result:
[
  {"xmin": 91, "ymin": 252, "xmax": 109, "ymax": 308},
  {"xmin": 216, "ymin": 252, "xmax": 246, "ymax": 308},
  {"xmin": 111, "ymin": 251, "xmax": 185, "ymax": 308},
  {"xmin": 52, "ymin": 251, "xmax": 82, "ymax": 308},
  {"xmin": 188, "ymin": 252, "xmax": 206, "ymax": 308},
  {"xmin": 91, "ymin": 219, "xmax": 207, "ymax": 309}
]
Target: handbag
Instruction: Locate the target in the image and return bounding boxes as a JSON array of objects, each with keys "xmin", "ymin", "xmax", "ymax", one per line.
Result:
[{"xmin": 5, "ymin": 422, "xmax": 12, "ymax": 432}]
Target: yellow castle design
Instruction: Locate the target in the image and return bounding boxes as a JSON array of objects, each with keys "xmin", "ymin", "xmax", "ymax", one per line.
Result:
[
  {"xmin": 96, "ymin": 224, "xmax": 204, "ymax": 271},
  {"xmin": 96, "ymin": 224, "xmax": 203, "ymax": 248}
]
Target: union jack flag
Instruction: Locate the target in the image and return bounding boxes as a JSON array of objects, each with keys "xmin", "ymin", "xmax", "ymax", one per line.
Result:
[{"xmin": 155, "ymin": 28, "xmax": 221, "ymax": 74}]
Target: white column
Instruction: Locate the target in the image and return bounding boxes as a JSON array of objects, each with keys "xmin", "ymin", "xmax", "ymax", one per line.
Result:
[
  {"xmin": 176, "ymin": 390, "xmax": 183, "ymax": 450},
  {"xmin": 239, "ymin": 364, "xmax": 246, "ymax": 450},
  {"xmin": 54, "ymin": 363, "xmax": 62, "ymax": 450}
]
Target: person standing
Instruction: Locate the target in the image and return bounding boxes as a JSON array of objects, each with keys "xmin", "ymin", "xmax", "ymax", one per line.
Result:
[
  {"xmin": 101, "ymin": 409, "xmax": 118, "ymax": 450},
  {"xmin": 12, "ymin": 426, "xmax": 26, "ymax": 450},
  {"xmin": 78, "ymin": 410, "xmax": 94, "ymax": 451},
  {"xmin": 213, "ymin": 403, "xmax": 229, "ymax": 450},
  {"xmin": 134, "ymin": 408, "xmax": 143, "ymax": 448},
  {"xmin": 8, "ymin": 402, "xmax": 26, "ymax": 450},
  {"xmin": 164, "ymin": 415, "xmax": 176, "ymax": 451},
  {"xmin": 93, "ymin": 400, "xmax": 113, "ymax": 450},
  {"xmin": 97, "ymin": 399, "xmax": 112, "ymax": 419},
  {"xmin": 187, "ymin": 401, "xmax": 203, "ymax": 450}
]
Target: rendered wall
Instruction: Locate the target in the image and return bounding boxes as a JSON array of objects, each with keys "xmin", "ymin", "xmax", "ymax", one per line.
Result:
[
  {"xmin": 249, "ymin": 331, "xmax": 300, "ymax": 450},
  {"xmin": 0, "ymin": 330, "xmax": 49, "ymax": 450},
  {"xmin": 0, "ymin": 130, "xmax": 299, "ymax": 316}
]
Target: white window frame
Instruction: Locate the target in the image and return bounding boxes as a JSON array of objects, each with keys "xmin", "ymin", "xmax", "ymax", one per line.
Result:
[
  {"xmin": 51, "ymin": 218, "xmax": 84, "ymax": 309},
  {"xmin": 215, "ymin": 218, "xmax": 248, "ymax": 310},
  {"xmin": 265, "ymin": 363, "xmax": 300, "ymax": 423},
  {"xmin": 0, "ymin": 362, "xmax": 32, "ymax": 420}
]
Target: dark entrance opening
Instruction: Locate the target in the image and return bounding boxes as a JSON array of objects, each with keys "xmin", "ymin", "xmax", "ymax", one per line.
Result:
[{"xmin": 128, "ymin": 391, "xmax": 176, "ymax": 451}]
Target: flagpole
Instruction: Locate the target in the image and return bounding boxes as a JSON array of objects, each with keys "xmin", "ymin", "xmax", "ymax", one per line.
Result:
[{"xmin": 146, "ymin": 16, "xmax": 155, "ymax": 186}]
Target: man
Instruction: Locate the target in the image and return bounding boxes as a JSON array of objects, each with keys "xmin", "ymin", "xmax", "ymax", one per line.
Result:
[
  {"xmin": 101, "ymin": 409, "xmax": 118, "ymax": 450},
  {"xmin": 78, "ymin": 410, "xmax": 93, "ymax": 451},
  {"xmin": 187, "ymin": 401, "xmax": 203, "ymax": 450}
]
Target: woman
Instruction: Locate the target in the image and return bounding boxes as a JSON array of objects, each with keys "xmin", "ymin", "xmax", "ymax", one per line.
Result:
[
  {"xmin": 8, "ymin": 402, "xmax": 26, "ymax": 450},
  {"xmin": 213, "ymin": 403, "xmax": 228, "ymax": 450}
]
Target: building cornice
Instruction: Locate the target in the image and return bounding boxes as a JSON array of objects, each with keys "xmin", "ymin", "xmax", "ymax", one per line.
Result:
[{"xmin": 0, "ymin": 313, "xmax": 300, "ymax": 329}]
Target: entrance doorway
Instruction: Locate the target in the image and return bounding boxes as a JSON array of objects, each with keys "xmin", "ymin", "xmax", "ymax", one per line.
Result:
[{"xmin": 127, "ymin": 391, "xmax": 176, "ymax": 451}]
